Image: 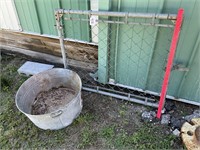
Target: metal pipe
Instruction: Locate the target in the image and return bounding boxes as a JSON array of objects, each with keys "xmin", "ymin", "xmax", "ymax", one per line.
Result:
[
  {"xmin": 108, "ymin": 82, "xmax": 200, "ymax": 106},
  {"xmin": 82, "ymin": 86, "xmax": 158, "ymax": 108},
  {"xmin": 55, "ymin": 13, "xmax": 67, "ymax": 68},
  {"xmin": 98, "ymin": 19, "xmax": 174, "ymax": 27},
  {"xmin": 85, "ymin": 85, "xmax": 156, "ymax": 102},
  {"xmin": 64, "ymin": 17, "xmax": 174, "ymax": 28},
  {"xmin": 55, "ymin": 9, "xmax": 177, "ymax": 20}
]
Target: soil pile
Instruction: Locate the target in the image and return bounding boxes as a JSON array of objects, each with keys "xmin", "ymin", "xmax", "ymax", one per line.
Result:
[{"xmin": 32, "ymin": 87, "xmax": 75, "ymax": 115}]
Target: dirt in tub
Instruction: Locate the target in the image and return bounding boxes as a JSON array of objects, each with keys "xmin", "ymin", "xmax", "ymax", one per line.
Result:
[{"xmin": 31, "ymin": 87, "xmax": 76, "ymax": 115}]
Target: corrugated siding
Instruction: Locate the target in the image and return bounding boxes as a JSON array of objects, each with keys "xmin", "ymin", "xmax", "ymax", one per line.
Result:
[
  {"xmin": 14, "ymin": 0, "xmax": 41, "ymax": 33},
  {"xmin": 14, "ymin": 0, "xmax": 90, "ymax": 41},
  {"xmin": 0, "ymin": 0, "xmax": 21, "ymax": 31},
  {"xmin": 165, "ymin": 0, "xmax": 200, "ymax": 102},
  {"xmin": 35, "ymin": 0, "xmax": 60, "ymax": 36},
  {"xmin": 60, "ymin": 0, "xmax": 90, "ymax": 41},
  {"xmin": 99, "ymin": 0, "xmax": 200, "ymax": 103}
]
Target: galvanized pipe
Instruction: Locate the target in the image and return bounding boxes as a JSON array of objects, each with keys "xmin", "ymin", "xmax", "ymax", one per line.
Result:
[
  {"xmin": 82, "ymin": 86, "xmax": 159, "ymax": 108},
  {"xmin": 55, "ymin": 13, "xmax": 67, "ymax": 68},
  {"xmin": 64, "ymin": 17, "xmax": 174, "ymax": 28},
  {"xmin": 55, "ymin": 9, "xmax": 177, "ymax": 20},
  {"xmin": 87, "ymin": 85, "xmax": 156, "ymax": 102},
  {"xmin": 109, "ymin": 82, "xmax": 200, "ymax": 106}
]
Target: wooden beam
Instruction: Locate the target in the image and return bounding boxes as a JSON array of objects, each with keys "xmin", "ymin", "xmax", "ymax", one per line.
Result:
[
  {"xmin": 1, "ymin": 43, "xmax": 97, "ymax": 71},
  {"xmin": 0, "ymin": 30, "xmax": 98, "ymax": 64}
]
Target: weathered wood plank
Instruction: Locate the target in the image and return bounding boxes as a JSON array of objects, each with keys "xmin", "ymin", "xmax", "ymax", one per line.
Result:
[
  {"xmin": 0, "ymin": 30, "xmax": 98, "ymax": 64},
  {"xmin": 1, "ymin": 45, "xmax": 97, "ymax": 71}
]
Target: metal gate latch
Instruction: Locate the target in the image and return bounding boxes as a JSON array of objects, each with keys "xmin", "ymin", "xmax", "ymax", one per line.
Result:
[{"xmin": 172, "ymin": 64, "xmax": 189, "ymax": 72}]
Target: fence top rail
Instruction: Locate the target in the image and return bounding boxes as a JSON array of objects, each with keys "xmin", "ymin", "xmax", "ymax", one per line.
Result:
[{"xmin": 55, "ymin": 9, "xmax": 177, "ymax": 20}]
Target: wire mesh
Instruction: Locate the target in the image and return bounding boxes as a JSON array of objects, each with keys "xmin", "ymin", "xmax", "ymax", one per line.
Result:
[{"xmin": 56, "ymin": 11, "xmax": 175, "ymax": 106}]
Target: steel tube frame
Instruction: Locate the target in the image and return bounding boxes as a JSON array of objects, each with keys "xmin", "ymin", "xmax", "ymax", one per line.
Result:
[
  {"xmin": 64, "ymin": 17, "xmax": 174, "ymax": 28},
  {"xmin": 56, "ymin": 9, "xmax": 177, "ymax": 20},
  {"xmin": 55, "ymin": 13, "xmax": 67, "ymax": 68},
  {"xmin": 55, "ymin": 9, "xmax": 177, "ymax": 68},
  {"xmin": 82, "ymin": 87, "xmax": 158, "ymax": 108},
  {"xmin": 108, "ymin": 82, "xmax": 200, "ymax": 106},
  {"xmin": 84, "ymin": 84, "xmax": 156, "ymax": 102}
]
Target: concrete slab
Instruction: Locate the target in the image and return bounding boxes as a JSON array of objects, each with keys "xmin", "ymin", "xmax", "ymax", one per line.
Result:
[{"xmin": 18, "ymin": 61, "xmax": 54, "ymax": 76}]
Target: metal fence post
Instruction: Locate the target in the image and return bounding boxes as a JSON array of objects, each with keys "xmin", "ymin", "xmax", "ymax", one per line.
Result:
[{"xmin": 55, "ymin": 9, "xmax": 67, "ymax": 69}]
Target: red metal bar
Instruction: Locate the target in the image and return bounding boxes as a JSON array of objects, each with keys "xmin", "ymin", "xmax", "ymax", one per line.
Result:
[{"xmin": 157, "ymin": 8, "xmax": 184, "ymax": 119}]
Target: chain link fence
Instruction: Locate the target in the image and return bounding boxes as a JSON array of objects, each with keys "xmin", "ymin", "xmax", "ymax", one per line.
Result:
[{"xmin": 55, "ymin": 10, "xmax": 176, "ymax": 107}]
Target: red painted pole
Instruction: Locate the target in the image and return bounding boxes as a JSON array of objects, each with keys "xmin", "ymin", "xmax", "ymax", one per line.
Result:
[{"xmin": 156, "ymin": 8, "xmax": 184, "ymax": 119}]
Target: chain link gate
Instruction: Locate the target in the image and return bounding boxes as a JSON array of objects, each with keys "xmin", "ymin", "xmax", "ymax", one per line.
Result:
[{"xmin": 55, "ymin": 9, "xmax": 182, "ymax": 113}]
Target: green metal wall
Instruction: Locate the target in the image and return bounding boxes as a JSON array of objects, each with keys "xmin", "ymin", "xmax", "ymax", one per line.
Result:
[
  {"xmin": 14, "ymin": 0, "xmax": 90, "ymax": 41},
  {"xmin": 98, "ymin": 0, "xmax": 200, "ymax": 103}
]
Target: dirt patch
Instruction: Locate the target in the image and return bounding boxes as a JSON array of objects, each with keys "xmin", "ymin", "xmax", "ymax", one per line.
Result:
[{"xmin": 31, "ymin": 87, "xmax": 75, "ymax": 115}]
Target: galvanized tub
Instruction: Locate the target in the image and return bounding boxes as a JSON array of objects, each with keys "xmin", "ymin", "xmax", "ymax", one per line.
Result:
[{"xmin": 15, "ymin": 68, "xmax": 82, "ymax": 130}]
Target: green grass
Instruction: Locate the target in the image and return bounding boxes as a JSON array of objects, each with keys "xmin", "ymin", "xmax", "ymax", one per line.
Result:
[
  {"xmin": 100, "ymin": 125, "xmax": 115, "ymax": 139},
  {"xmin": 74, "ymin": 113, "xmax": 96, "ymax": 148},
  {"xmin": 77, "ymin": 128, "xmax": 97, "ymax": 148},
  {"xmin": 73, "ymin": 112, "xmax": 95, "ymax": 125},
  {"xmin": 126, "ymin": 125, "xmax": 176, "ymax": 149},
  {"xmin": 97, "ymin": 124, "xmax": 177, "ymax": 149}
]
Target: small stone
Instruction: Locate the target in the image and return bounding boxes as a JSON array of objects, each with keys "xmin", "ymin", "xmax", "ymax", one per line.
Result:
[
  {"xmin": 165, "ymin": 101, "xmax": 176, "ymax": 112},
  {"xmin": 161, "ymin": 108, "xmax": 166, "ymax": 114},
  {"xmin": 165, "ymin": 130, "xmax": 170, "ymax": 135},
  {"xmin": 183, "ymin": 109, "xmax": 200, "ymax": 122},
  {"xmin": 193, "ymin": 109, "xmax": 200, "ymax": 115},
  {"xmin": 172, "ymin": 129, "xmax": 180, "ymax": 137},
  {"xmin": 168, "ymin": 110, "xmax": 175, "ymax": 114},
  {"xmin": 141, "ymin": 111, "xmax": 156, "ymax": 122},
  {"xmin": 170, "ymin": 140, "xmax": 174, "ymax": 146},
  {"xmin": 170, "ymin": 117, "xmax": 186, "ymax": 130},
  {"xmin": 161, "ymin": 114, "xmax": 171, "ymax": 124},
  {"xmin": 184, "ymin": 113, "xmax": 200, "ymax": 122}
]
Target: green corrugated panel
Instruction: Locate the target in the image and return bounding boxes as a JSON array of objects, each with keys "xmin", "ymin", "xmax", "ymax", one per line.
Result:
[
  {"xmin": 60, "ymin": 0, "xmax": 90, "ymax": 41},
  {"xmin": 166, "ymin": 0, "xmax": 200, "ymax": 102},
  {"xmin": 177, "ymin": 34, "xmax": 200, "ymax": 102},
  {"xmin": 99, "ymin": 0, "xmax": 200, "ymax": 102},
  {"xmin": 146, "ymin": 23, "xmax": 173, "ymax": 92},
  {"xmin": 34, "ymin": 0, "xmax": 60, "ymax": 36},
  {"xmin": 14, "ymin": 0, "xmax": 41, "ymax": 33},
  {"xmin": 15, "ymin": 0, "xmax": 90, "ymax": 41},
  {"xmin": 114, "ymin": 0, "xmax": 165, "ymax": 90}
]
